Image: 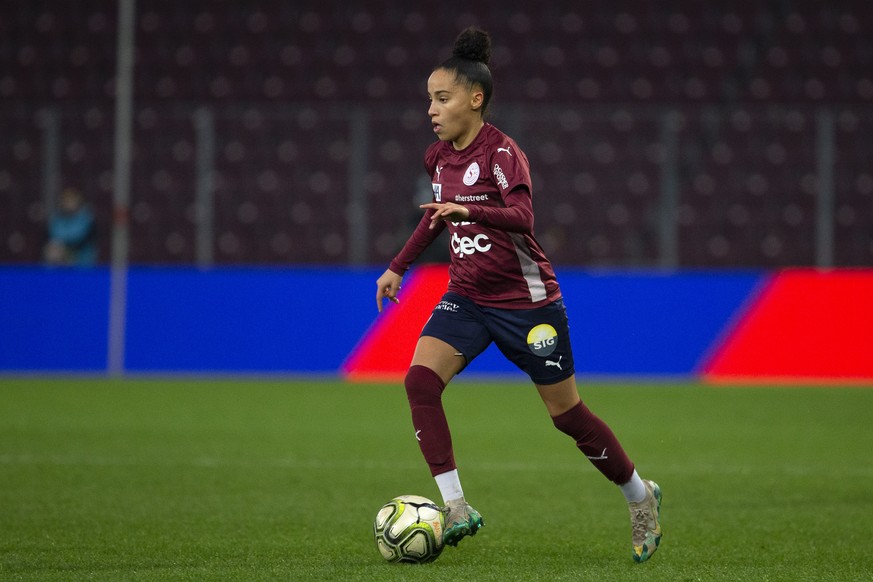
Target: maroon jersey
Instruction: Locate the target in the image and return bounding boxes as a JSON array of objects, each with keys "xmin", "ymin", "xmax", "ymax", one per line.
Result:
[{"xmin": 389, "ymin": 123, "xmax": 562, "ymax": 308}]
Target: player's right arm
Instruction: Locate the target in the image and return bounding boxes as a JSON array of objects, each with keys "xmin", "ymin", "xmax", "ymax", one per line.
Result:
[
  {"xmin": 377, "ymin": 146, "xmax": 446, "ymax": 312},
  {"xmin": 377, "ymin": 209, "xmax": 445, "ymax": 312}
]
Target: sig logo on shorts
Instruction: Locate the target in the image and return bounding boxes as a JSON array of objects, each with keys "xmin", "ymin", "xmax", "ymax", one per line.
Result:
[{"xmin": 527, "ymin": 324, "xmax": 558, "ymax": 356}]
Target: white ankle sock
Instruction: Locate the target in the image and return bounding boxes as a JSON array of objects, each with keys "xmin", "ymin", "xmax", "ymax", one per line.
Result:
[
  {"xmin": 434, "ymin": 469, "xmax": 464, "ymax": 504},
  {"xmin": 619, "ymin": 469, "xmax": 647, "ymax": 503}
]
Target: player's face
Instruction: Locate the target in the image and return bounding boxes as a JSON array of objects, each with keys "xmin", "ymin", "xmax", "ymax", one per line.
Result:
[{"xmin": 427, "ymin": 68, "xmax": 484, "ymax": 150}]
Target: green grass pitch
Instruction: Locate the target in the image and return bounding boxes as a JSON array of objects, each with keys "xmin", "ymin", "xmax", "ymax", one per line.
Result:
[{"xmin": 1, "ymin": 377, "xmax": 871, "ymax": 581}]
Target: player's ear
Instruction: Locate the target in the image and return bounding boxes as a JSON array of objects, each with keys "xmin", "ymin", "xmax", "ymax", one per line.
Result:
[{"xmin": 470, "ymin": 89, "xmax": 484, "ymax": 112}]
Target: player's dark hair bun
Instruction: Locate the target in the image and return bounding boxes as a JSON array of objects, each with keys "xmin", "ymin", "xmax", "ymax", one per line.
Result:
[
  {"xmin": 452, "ymin": 27, "xmax": 491, "ymax": 66},
  {"xmin": 435, "ymin": 27, "xmax": 494, "ymax": 116}
]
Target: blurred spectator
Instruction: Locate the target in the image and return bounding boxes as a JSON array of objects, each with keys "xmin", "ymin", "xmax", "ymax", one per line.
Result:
[{"xmin": 43, "ymin": 188, "xmax": 97, "ymax": 266}]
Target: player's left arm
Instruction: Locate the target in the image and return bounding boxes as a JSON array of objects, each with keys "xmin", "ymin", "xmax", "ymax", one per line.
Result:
[
  {"xmin": 421, "ymin": 187, "xmax": 533, "ymax": 232},
  {"xmin": 464, "ymin": 186, "xmax": 533, "ymax": 232}
]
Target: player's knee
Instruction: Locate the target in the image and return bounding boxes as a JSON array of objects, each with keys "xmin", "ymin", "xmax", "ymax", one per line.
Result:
[{"xmin": 404, "ymin": 365, "xmax": 446, "ymax": 406}]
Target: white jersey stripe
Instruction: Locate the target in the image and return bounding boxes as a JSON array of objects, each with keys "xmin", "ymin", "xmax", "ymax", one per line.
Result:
[{"xmin": 509, "ymin": 233, "xmax": 548, "ymax": 302}]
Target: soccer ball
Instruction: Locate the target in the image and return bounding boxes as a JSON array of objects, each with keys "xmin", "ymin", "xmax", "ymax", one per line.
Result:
[{"xmin": 373, "ymin": 495, "xmax": 445, "ymax": 564}]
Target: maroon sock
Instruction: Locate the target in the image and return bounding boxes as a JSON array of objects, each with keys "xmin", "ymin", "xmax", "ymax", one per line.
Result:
[
  {"xmin": 404, "ymin": 365, "xmax": 455, "ymax": 477},
  {"xmin": 552, "ymin": 401, "xmax": 635, "ymax": 485}
]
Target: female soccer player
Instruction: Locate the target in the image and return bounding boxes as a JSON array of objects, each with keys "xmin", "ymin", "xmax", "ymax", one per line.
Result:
[{"xmin": 375, "ymin": 27, "xmax": 663, "ymax": 563}]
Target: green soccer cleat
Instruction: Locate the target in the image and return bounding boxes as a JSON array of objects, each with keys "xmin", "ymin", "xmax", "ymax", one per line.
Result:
[
  {"xmin": 442, "ymin": 498, "xmax": 484, "ymax": 547},
  {"xmin": 629, "ymin": 480, "xmax": 662, "ymax": 563}
]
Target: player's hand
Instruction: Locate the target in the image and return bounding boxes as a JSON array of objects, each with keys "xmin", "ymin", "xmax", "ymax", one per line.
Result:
[
  {"xmin": 420, "ymin": 202, "xmax": 470, "ymax": 229},
  {"xmin": 376, "ymin": 269, "xmax": 403, "ymax": 312}
]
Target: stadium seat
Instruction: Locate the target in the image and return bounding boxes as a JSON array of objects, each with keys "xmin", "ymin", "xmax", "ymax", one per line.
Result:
[{"xmin": 1, "ymin": 1, "xmax": 872, "ymax": 266}]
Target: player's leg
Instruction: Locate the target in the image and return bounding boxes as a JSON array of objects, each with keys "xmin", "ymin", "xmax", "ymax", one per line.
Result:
[
  {"xmin": 484, "ymin": 297, "xmax": 662, "ymax": 563},
  {"xmin": 406, "ymin": 335, "xmax": 465, "ymax": 480},
  {"xmin": 405, "ymin": 294, "xmax": 490, "ymax": 546},
  {"xmin": 536, "ymin": 375, "xmax": 637, "ymax": 485},
  {"xmin": 406, "ymin": 338, "xmax": 484, "ymax": 546},
  {"xmin": 483, "ymin": 298, "xmax": 628, "ymax": 481},
  {"xmin": 536, "ymin": 377, "xmax": 662, "ymax": 562}
]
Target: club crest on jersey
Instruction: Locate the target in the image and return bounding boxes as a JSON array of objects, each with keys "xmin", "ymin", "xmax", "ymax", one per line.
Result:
[
  {"xmin": 527, "ymin": 324, "xmax": 558, "ymax": 356},
  {"xmin": 463, "ymin": 162, "xmax": 480, "ymax": 186},
  {"xmin": 432, "ymin": 183, "xmax": 442, "ymax": 202}
]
